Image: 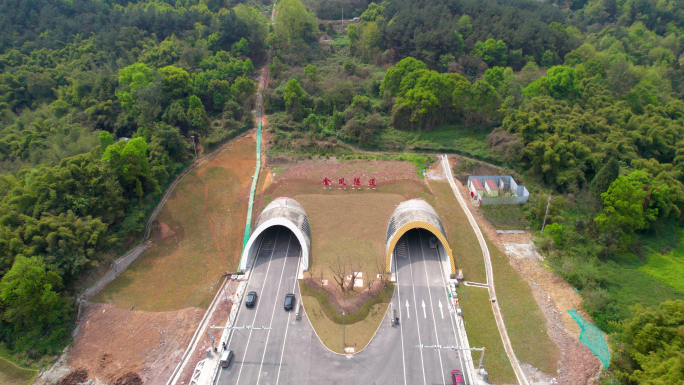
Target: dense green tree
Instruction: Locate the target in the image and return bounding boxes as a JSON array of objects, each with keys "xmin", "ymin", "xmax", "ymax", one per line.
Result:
[
  {"xmin": 590, "ymin": 157, "xmax": 620, "ymax": 198},
  {"xmin": 102, "ymin": 137, "xmax": 157, "ymax": 198},
  {"xmin": 284, "ymin": 78, "xmax": 306, "ymax": 119},
  {"xmin": 274, "ymin": 0, "xmax": 317, "ymax": 51},
  {"xmin": 159, "ymin": 66, "xmax": 192, "ymax": 100},
  {"xmin": 456, "ymin": 15, "xmax": 473, "ymax": 38},
  {"xmin": 595, "ymin": 171, "xmax": 657, "ymax": 246},
  {"xmin": 0, "ymin": 256, "xmax": 70, "ymax": 354},
  {"xmin": 610, "ymin": 301, "xmax": 684, "ymax": 385},
  {"xmin": 472, "ymin": 39, "xmax": 509, "ymax": 67}
]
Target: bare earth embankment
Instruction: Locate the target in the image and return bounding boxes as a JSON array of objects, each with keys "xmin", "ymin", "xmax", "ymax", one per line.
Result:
[{"xmin": 39, "ymin": 134, "xmax": 256, "ymax": 384}]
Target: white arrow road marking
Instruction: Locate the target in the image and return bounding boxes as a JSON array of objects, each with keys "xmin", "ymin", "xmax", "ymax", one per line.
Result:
[
  {"xmin": 406, "ymin": 300, "xmax": 410, "ymax": 318},
  {"xmin": 422, "ymin": 300, "xmax": 426, "ymax": 318},
  {"xmin": 438, "ymin": 301, "xmax": 444, "ymax": 319}
]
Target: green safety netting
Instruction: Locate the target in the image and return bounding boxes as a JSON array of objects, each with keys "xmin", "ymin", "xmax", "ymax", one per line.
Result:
[
  {"xmin": 568, "ymin": 309, "xmax": 610, "ymax": 369},
  {"xmin": 242, "ymin": 93, "xmax": 262, "ymax": 253}
]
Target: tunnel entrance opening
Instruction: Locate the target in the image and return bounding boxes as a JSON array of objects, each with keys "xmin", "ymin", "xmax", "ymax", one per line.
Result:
[
  {"xmin": 248, "ymin": 225, "xmax": 303, "ymax": 271},
  {"xmin": 239, "ymin": 198, "xmax": 310, "ymax": 274},
  {"xmin": 385, "ymin": 199, "xmax": 455, "ymax": 275}
]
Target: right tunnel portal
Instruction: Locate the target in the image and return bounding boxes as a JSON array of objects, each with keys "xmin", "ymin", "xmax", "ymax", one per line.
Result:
[{"xmin": 385, "ymin": 199, "xmax": 455, "ymax": 275}]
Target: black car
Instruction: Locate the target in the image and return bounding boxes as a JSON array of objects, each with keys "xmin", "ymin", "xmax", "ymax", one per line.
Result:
[
  {"xmin": 284, "ymin": 293, "xmax": 296, "ymax": 311},
  {"xmin": 245, "ymin": 291, "xmax": 258, "ymax": 308}
]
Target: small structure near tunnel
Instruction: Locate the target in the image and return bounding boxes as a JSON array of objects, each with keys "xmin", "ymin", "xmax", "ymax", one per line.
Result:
[
  {"xmin": 239, "ymin": 197, "xmax": 311, "ymax": 274},
  {"xmin": 385, "ymin": 199, "xmax": 455, "ymax": 274},
  {"xmin": 468, "ymin": 175, "xmax": 529, "ymax": 205}
]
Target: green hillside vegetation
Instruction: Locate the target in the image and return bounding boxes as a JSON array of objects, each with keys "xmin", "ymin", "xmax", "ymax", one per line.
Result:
[
  {"xmin": 1, "ymin": 0, "xmax": 683, "ymax": 381},
  {"xmin": 0, "ymin": 0, "xmax": 270, "ymax": 366}
]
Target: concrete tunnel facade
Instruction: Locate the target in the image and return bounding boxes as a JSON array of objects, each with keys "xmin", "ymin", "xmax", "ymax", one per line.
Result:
[
  {"xmin": 239, "ymin": 197, "xmax": 311, "ymax": 273},
  {"xmin": 385, "ymin": 199, "xmax": 455, "ymax": 274}
]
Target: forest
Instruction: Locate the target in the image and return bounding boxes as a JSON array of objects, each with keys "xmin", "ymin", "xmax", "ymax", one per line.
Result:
[
  {"xmin": 1, "ymin": 0, "xmax": 683, "ymax": 382},
  {"xmin": 0, "ymin": 0, "xmax": 267, "ymax": 359}
]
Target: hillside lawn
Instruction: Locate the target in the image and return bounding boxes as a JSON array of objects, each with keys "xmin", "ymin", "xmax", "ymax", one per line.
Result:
[{"xmin": 92, "ymin": 135, "xmax": 255, "ymax": 311}]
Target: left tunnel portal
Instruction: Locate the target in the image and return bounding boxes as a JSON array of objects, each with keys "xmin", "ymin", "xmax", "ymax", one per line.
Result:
[{"xmin": 239, "ymin": 197, "xmax": 310, "ymax": 273}]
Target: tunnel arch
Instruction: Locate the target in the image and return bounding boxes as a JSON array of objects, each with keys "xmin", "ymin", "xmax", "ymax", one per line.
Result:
[
  {"xmin": 385, "ymin": 199, "xmax": 455, "ymax": 274},
  {"xmin": 239, "ymin": 197, "xmax": 310, "ymax": 273}
]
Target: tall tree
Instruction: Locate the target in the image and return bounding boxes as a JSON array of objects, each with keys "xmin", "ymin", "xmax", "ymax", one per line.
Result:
[{"xmin": 274, "ymin": 0, "xmax": 317, "ymax": 51}]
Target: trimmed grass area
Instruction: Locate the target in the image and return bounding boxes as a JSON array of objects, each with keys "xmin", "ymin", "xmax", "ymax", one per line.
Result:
[
  {"xmin": 296, "ymin": 193, "xmax": 404, "ymax": 282},
  {"xmin": 302, "ymin": 294, "xmax": 389, "ymax": 354},
  {"xmin": 300, "ymin": 282, "xmax": 394, "ymax": 324},
  {"xmin": 479, "ymin": 204, "xmax": 528, "ymax": 230},
  {"xmin": 487, "ymin": 238, "xmax": 560, "ymax": 375},
  {"xmin": 640, "ymin": 252, "xmax": 684, "ymax": 292},
  {"xmin": 0, "ymin": 357, "xmax": 36, "ymax": 385},
  {"xmin": 602, "ymin": 261, "xmax": 683, "ymax": 321},
  {"xmin": 92, "ymin": 136, "xmax": 255, "ymax": 311},
  {"xmin": 428, "ymin": 181, "xmax": 487, "ymax": 283},
  {"xmin": 639, "ymin": 228, "xmax": 684, "ymax": 292},
  {"xmin": 456, "ymin": 286, "xmax": 516, "ymax": 384}
]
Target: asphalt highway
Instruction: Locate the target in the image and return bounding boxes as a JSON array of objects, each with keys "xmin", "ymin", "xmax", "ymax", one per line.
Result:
[{"xmin": 217, "ymin": 227, "xmax": 469, "ymax": 385}]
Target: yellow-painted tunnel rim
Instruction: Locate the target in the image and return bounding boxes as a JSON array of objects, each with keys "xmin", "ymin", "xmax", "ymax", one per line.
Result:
[{"xmin": 385, "ymin": 220, "xmax": 456, "ymax": 274}]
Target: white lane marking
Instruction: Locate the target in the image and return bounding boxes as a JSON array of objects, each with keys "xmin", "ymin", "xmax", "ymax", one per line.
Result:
[
  {"xmin": 434, "ymin": 229, "xmax": 470, "ymax": 381},
  {"xmin": 275, "ymin": 250, "xmax": 301, "ymax": 385},
  {"xmin": 422, "ymin": 300, "xmax": 426, "ymax": 318},
  {"xmin": 235, "ymin": 228, "xmax": 281, "ymax": 385},
  {"xmin": 406, "ymin": 234, "xmax": 428, "ymax": 385},
  {"xmin": 217, "ymin": 233, "xmax": 266, "ymax": 384},
  {"xmin": 406, "ymin": 300, "xmax": 410, "ymax": 318},
  {"xmin": 395, "ymin": 250, "xmax": 408, "ymax": 385},
  {"xmin": 439, "ymin": 301, "xmax": 444, "ymax": 319},
  {"xmin": 417, "ymin": 230, "xmax": 446, "ymax": 385},
  {"xmin": 256, "ymin": 233, "xmax": 293, "ymax": 384}
]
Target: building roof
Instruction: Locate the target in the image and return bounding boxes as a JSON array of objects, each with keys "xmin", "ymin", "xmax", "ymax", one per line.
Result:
[
  {"xmin": 471, "ymin": 179, "xmax": 484, "ymax": 190},
  {"xmin": 485, "ymin": 179, "xmax": 499, "ymax": 190}
]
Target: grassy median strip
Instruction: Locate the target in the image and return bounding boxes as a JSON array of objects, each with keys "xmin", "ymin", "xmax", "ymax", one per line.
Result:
[
  {"xmin": 428, "ymin": 181, "xmax": 487, "ymax": 283},
  {"xmin": 456, "ymin": 286, "xmax": 517, "ymax": 384},
  {"xmin": 486, "ymin": 237, "xmax": 560, "ymax": 375}
]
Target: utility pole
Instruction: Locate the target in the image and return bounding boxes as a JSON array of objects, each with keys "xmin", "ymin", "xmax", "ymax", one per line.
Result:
[
  {"xmin": 191, "ymin": 135, "xmax": 197, "ymax": 158},
  {"xmin": 540, "ymin": 195, "xmax": 551, "ymax": 235}
]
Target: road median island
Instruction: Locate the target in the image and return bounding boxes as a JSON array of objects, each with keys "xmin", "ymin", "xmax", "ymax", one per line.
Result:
[
  {"xmin": 300, "ymin": 287, "xmax": 392, "ymax": 354},
  {"xmin": 300, "ymin": 280, "xmax": 394, "ymax": 325}
]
